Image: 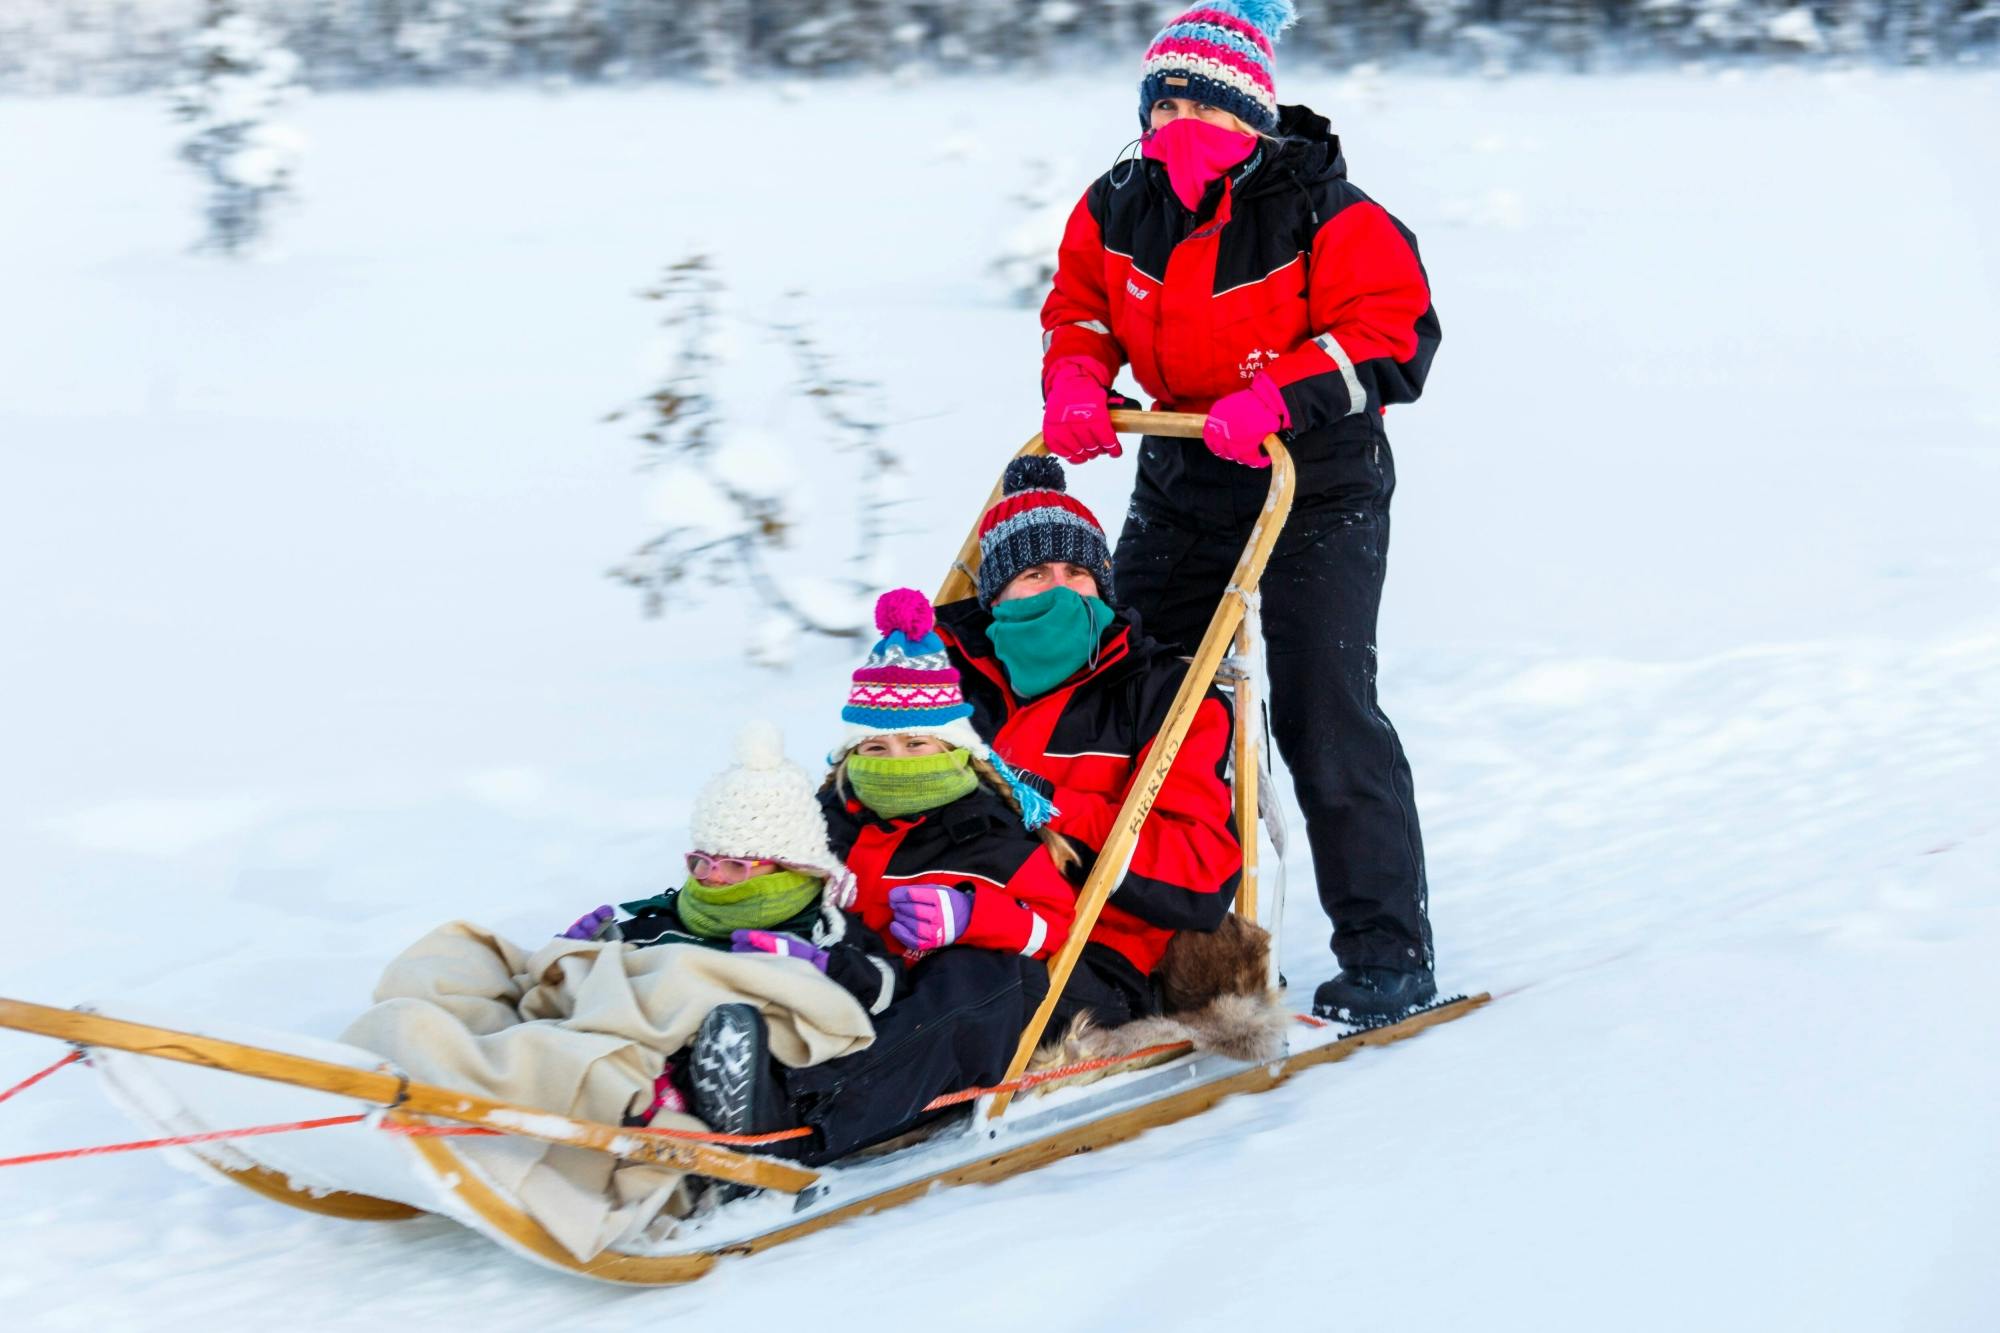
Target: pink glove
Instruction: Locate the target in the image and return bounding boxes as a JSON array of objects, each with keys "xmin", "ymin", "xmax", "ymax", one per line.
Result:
[
  {"xmin": 730, "ymin": 930, "xmax": 830, "ymax": 971},
  {"xmin": 1203, "ymin": 373, "xmax": 1290, "ymax": 469},
  {"xmin": 887, "ymin": 883, "xmax": 975, "ymax": 954},
  {"xmin": 1042, "ymin": 357, "xmax": 1122, "ymax": 464}
]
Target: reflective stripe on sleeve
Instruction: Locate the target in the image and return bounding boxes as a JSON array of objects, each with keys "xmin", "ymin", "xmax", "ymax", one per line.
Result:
[
  {"xmin": 1313, "ymin": 332, "xmax": 1368, "ymax": 417},
  {"xmin": 1020, "ymin": 911, "xmax": 1048, "ymax": 957},
  {"xmin": 1044, "ymin": 320, "xmax": 1113, "ymax": 353},
  {"xmin": 867, "ymin": 957, "xmax": 897, "ymax": 1015}
]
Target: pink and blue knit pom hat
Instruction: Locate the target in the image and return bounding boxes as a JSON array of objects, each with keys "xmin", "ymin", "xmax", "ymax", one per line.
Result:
[
  {"xmin": 838, "ymin": 589, "xmax": 988, "ymax": 758},
  {"xmin": 1138, "ymin": 0, "xmax": 1298, "ymax": 134}
]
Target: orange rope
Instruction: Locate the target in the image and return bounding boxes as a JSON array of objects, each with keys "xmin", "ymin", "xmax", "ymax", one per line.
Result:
[
  {"xmin": 920, "ymin": 1040, "xmax": 1195, "ymax": 1111},
  {"xmin": 1, "ymin": 1049, "xmax": 83, "ymax": 1106},
  {"xmin": 0, "ymin": 1114, "xmax": 368, "ymax": 1170},
  {"xmin": 377, "ymin": 1036, "xmax": 1216, "ymax": 1145},
  {"xmin": 1, "ymin": 1013, "xmax": 1331, "ymax": 1167},
  {"xmin": 379, "ymin": 1121, "xmax": 814, "ymax": 1148}
]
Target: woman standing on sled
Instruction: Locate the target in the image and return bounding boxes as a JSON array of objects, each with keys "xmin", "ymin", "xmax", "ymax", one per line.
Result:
[{"xmin": 1037, "ymin": 0, "xmax": 1442, "ymax": 1020}]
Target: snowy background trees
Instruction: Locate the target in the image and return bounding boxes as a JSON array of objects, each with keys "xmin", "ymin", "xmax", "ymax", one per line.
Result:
[
  {"xmin": 168, "ymin": 1, "xmax": 304, "ymax": 253},
  {"xmin": 1, "ymin": 0, "xmax": 1993, "ymax": 90},
  {"xmin": 606, "ymin": 254, "xmax": 907, "ymax": 665}
]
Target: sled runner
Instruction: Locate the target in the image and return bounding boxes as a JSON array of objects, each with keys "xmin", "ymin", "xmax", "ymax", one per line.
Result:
[{"xmin": 0, "ymin": 412, "xmax": 1489, "ymax": 1285}]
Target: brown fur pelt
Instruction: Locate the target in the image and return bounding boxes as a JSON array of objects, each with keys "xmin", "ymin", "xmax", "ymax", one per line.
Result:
[
  {"xmin": 1157, "ymin": 913, "xmax": 1271, "ymax": 1014},
  {"xmin": 1027, "ymin": 916, "xmax": 1288, "ymax": 1093}
]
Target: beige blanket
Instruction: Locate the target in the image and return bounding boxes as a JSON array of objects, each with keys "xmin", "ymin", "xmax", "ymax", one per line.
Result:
[{"xmin": 340, "ymin": 921, "xmax": 873, "ymax": 1261}]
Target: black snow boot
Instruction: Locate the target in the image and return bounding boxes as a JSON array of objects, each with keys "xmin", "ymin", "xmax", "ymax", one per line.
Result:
[
  {"xmin": 687, "ymin": 1004, "xmax": 804, "ymax": 1203},
  {"xmin": 1312, "ymin": 966, "xmax": 1438, "ymax": 1025},
  {"xmin": 688, "ymin": 1004, "xmax": 792, "ymax": 1138}
]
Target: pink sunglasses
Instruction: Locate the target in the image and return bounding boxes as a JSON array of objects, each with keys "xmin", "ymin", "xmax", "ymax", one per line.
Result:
[{"xmin": 685, "ymin": 852, "xmax": 780, "ymax": 883}]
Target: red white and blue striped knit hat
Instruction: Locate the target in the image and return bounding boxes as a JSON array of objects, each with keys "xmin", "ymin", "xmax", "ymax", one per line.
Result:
[
  {"xmin": 976, "ymin": 456, "xmax": 1115, "ymax": 609},
  {"xmin": 1138, "ymin": 0, "xmax": 1297, "ymax": 135},
  {"xmin": 838, "ymin": 589, "xmax": 988, "ymax": 758}
]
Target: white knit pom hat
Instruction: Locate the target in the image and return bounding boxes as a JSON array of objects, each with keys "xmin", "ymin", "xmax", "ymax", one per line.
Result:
[{"xmin": 688, "ymin": 720, "xmax": 844, "ymax": 878}]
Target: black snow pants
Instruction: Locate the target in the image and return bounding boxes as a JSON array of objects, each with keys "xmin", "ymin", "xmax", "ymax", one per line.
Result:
[
  {"xmin": 1112, "ymin": 427, "xmax": 1434, "ymax": 975},
  {"xmin": 780, "ymin": 944, "xmax": 1153, "ymax": 1165}
]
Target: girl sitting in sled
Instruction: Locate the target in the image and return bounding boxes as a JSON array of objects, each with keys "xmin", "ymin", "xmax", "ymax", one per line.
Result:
[{"xmin": 681, "ymin": 589, "xmax": 1090, "ymax": 1164}]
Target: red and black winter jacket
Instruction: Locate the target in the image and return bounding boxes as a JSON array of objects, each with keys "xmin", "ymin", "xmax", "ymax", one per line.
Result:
[
  {"xmin": 819, "ymin": 782, "xmax": 1078, "ymax": 965},
  {"xmin": 1042, "ymin": 104, "xmax": 1439, "ymax": 441},
  {"xmin": 935, "ymin": 599, "xmax": 1241, "ymax": 977}
]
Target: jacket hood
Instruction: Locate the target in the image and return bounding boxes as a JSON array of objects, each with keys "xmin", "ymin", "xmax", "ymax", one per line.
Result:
[{"xmin": 1243, "ymin": 103, "xmax": 1346, "ymax": 197}]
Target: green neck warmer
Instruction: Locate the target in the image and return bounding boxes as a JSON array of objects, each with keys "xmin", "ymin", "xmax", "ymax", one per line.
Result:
[
  {"xmin": 673, "ymin": 868, "xmax": 823, "ymax": 939},
  {"xmin": 846, "ymin": 748, "xmax": 979, "ymax": 819},
  {"xmin": 988, "ymin": 587, "xmax": 1113, "ymax": 699}
]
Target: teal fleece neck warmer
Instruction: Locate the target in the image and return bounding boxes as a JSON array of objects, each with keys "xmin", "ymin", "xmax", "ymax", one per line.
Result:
[{"xmin": 988, "ymin": 588, "xmax": 1113, "ymax": 699}]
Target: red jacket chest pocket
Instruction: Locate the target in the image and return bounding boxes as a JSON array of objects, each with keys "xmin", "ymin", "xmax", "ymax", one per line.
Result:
[{"xmin": 1210, "ymin": 253, "xmax": 1311, "ymax": 395}]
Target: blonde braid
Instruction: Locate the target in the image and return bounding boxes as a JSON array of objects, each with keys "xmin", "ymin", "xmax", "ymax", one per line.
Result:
[{"xmin": 969, "ymin": 753, "xmax": 1081, "ymax": 874}]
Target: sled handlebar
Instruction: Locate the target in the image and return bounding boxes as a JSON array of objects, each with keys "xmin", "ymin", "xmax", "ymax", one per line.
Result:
[
  {"xmin": 1104, "ymin": 408, "xmax": 1208, "ymax": 438},
  {"xmin": 935, "ymin": 411, "xmax": 1277, "ymax": 607}
]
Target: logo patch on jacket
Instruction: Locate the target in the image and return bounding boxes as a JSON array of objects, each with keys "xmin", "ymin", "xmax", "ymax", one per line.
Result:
[
  {"xmin": 1125, "ymin": 278, "xmax": 1152, "ymax": 301},
  {"xmin": 1238, "ymin": 348, "xmax": 1282, "ymax": 379}
]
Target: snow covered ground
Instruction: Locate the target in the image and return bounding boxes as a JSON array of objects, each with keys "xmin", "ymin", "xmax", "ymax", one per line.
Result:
[{"xmin": 3, "ymin": 70, "xmax": 1997, "ymax": 1330}]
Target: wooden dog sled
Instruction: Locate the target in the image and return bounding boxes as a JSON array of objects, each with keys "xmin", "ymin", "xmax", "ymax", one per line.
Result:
[{"xmin": 0, "ymin": 412, "xmax": 1487, "ymax": 1284}]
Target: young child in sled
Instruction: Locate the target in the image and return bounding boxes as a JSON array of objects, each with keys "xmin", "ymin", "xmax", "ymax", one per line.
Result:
[
  {"xmin": 335, "ymin": 723, "xmax": 890, "ymax": 1253},
  {"xmin": 552, "ymin": 718, "xmax": 907, "ymax": 1124},
  {"xmin": 677, "ymin": 589, "xmax": 1093, "ymax": 1164}
]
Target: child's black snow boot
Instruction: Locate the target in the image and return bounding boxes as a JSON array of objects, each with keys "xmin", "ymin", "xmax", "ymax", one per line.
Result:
[
  {"xmin": 689, "ymin": 1004, "xmax": 791, "ymax": 1135},
  {"xmin": 1312, "ymin": 966, "xmax": 1438, "ymax": 1025},
  {"xmin": 688, "ymin": 1003, "xmax": 802, "ymax": 1199}
]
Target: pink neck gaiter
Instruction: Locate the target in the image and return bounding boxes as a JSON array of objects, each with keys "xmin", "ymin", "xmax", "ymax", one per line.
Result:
[{"xmin": 1141, "ymin": 117, "xmax": 1259, "ymax": 213}]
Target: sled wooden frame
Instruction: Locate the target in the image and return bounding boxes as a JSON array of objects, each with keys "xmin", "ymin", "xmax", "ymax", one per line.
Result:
[
  {"xmin": 0, "ymin": 411, "xmax": 1491, "ymax": 1285},
  {"xmin": 2, "ymin": 991, "xmax": 1488, "ymax": 1286},
  {"xmin": 0, "ymin": 998, "xmax": 818, "ymax": 1196},
  {"xmin": 936, "ymin": 410, "xmax": 1295, "ymax": 1117}
]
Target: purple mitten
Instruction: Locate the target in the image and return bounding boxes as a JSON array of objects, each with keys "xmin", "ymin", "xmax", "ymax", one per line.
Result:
[
  {"xmin": 730, "ymin": 929, "xmax": 830, "ymax": 972},
  {"xmin": 562, "ymin": 905, "xmax": 620, "ymax": 941},
  {"xmin": 886, "ymin": 883, "xmax": 975, "ymax": 953}
]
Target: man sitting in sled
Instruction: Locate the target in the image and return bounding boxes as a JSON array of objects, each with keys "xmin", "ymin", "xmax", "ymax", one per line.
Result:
[{"xmin": 934, "ymin": 456, "xmax": 1246, "ymax": 1025}]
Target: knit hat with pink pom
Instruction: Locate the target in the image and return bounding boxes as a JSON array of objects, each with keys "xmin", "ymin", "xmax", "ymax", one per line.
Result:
[
  {"xmin": 1138, "ymin": 0, "xmax": 1297, "ymax": 134},
  {"xmin": 837, "ymin": 589, "xmax": 989, "ymax": 759}
]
